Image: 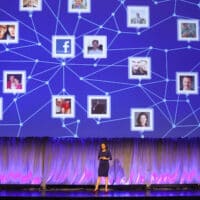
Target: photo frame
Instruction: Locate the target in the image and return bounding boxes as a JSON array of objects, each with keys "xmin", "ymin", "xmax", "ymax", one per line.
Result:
[
  {"xmin": 68, "ymin": 0, "xmax": 91, "ymax": 13},
  {"xmin": 87, "ymin": 95, "xmax": 111, "ymax": 119},
  {"xmin": 0, "ymin": 21, "xmax": 19, "ymax": 44},
  {"xmin": 52, "ymin": 35, "xmax": 75, "ymax": 58},
  {"xmin": 127, "ymin": 6, "xmax": 150, "ymax": 28},
  {"xmin": 83, "ymin": 35, "xmax": 107, "ymax": 59},
  {"xmin": 19, "ymin": 0, "xmax": 42, "ymax": 11},
  {"xmin": 176, "ymin": 72, "xmax": 199, "ymax": 95},
  {"xmin": 52, "ymin": 95, "xmax": 75, "ymax": 118},
  {"xmin": 128, "ymin": 57, "xmax": 151, "ymax": 79},
  {"xmin": 3, "ymin": 70, "xmax": 26, "ymax": 94},
  {"xmin": 177, "ymin": 19, "xmax": 199, "ymax": 41},
  {"xmin": 131, "ymin": 108, "xmax": 154, "ymax": 131}
]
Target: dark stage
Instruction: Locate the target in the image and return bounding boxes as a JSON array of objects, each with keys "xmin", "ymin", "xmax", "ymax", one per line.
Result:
[{"xmin": 0, "ymin": 185, "xmax": 200, "ymax": 199}]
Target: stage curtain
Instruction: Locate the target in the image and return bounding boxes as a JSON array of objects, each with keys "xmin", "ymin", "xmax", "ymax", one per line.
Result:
[{"xmin": 0, "ymin": 138, "xmax": 200, "ymax": 185}]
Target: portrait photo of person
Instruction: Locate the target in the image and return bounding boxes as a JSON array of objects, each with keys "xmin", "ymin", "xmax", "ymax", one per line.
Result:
[
  {"xmin": 127, "ymin": 6, "xmax": 150, "ymax": 28},
  {"xmin": 128, "ymin": 57, "xmax": 151, "ymax": 79},
  {"xmin": 68, "ymin": 0, "xmax": 91, "ymax": 13},
  {"xmin": 176, "ymin": 72, "xmax": 199, "ymax": 95},
  {"xmin": 52, "ymin": 95, "xmax": 75, "ymax": 118},
  {"xmin": 0, "ymin": 22, "xmax": 19, "ymax": 44},
  {"xmin": 20, "ymin": 0, "xmax": 42, "ymax": 11},
  {"xmin": 0, "ymin": 98, "xmax": 3, "ymax": 121},
  {"xmin": 88, "ymin": 95, "xmax": 111, "ymax": 119},
  {"xmin": 178, "ymin": 19, "xmax": 199, "ymax": 41},
  {"xmin": 131, "ymin": 108, "xmax": 154, "ymax": 131},
  {"xmin": 3, "ymin": 71, "xmax": 26, "ymax": 94},
  {"xmin": 83, "ymin": 36, "xmax": 107, "ymax": 59}
]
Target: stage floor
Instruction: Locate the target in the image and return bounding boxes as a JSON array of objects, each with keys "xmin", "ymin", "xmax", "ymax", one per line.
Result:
[{"xmin": 0, "ymin": 188, "xmax": 200, "ymax": 199}]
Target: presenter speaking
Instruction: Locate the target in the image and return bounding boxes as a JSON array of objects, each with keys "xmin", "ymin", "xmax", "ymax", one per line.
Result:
[{"xmin": 94, "ymin": 143, "xmax": 112, "ymax": 192}]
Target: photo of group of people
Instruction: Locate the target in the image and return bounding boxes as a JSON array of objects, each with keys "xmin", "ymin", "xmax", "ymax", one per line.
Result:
[
  {"xmin": 0, "ymin": 22, "xmax": 18, "ymax": 44},
  {"xmin": 128, "ymin": 57, "xmax": 151, "ymax": 79},
  {"xmin": 68, "ymin": 0, "xmax": 91, "ymax": 13}
]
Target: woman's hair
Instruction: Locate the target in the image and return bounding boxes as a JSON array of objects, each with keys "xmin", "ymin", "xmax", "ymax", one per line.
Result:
[
  {"xmin": 136, "ymin": 112, "xmax": 148, "ymax": 126},
  {"xmin": 100, "ymin": 142, "xmax": 108, "ymax": 150}
]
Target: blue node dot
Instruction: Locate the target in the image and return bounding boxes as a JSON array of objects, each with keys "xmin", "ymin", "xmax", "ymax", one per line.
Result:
[
  {"xmin": 199, "ymin": 123, "xmax": 200, "ymax": 127},
  {"xmin": 141, "ymin": 134, "xmax": 144, "ymax": 138},
  {"xmin": 117, "ymin": 30, "xmax": 121, "ymax": 34}
]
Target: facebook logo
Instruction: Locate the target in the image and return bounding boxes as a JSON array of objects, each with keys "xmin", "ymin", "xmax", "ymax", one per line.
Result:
[{"xmin": 56, "ymin": 39, "xmax": 72, "ymax": 54}]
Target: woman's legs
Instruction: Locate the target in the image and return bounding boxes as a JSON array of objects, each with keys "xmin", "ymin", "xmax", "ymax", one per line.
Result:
[
  {"xmin": 94, "ymin": 176, "xmax": 101, "ymax": 191},
  {"xmin": 105, "ymin": 176, "xmax": 108, "ymax": 192}
]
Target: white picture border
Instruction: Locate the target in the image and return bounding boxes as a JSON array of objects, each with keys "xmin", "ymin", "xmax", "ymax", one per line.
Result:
[
  {"xmin": 83, "ymin": 35, "xmax": 107, "ymax": 59},
  {"xmin": 52, "ymin": 95, "xmax": 75, "ymax": 118},
  {"xmin": 19, "ymin": 0, "xmax": 42, "ymax": 11},
  {"xmin": 177, "ymin": 19, "xmax": 199, "ymax": 41},
  {"xmin": 176, "ymin": 72, "xmax": 199, "ymax": 95},
  {"xmin": 52, "ymin": 35, "xmax": 75, "ymax": 58},
  {"xmin": 87, "ymin": 95, "xmax": 111, "ymax": 119},
  {"xmin": 127, "ymin": 6, "xmax": 150, "ymax": 28},
  {"xmin": 0, "ymin": 21, "xmax": 19, "ymax": 44},
  {"xmin": 3, "ymin": 70, "xmax": 26, "ymax": 94},
  {"xmin": 68, "ymin": 0, "xmax": 91, "ymax": 13},
  {"xmin": 128, "ymin": 57, "xmax": 151, "ymax": 80},
  {"xmin": 0, "ymin": 98, "xmax": 3, "ymax": 120},
  {"xmin": 131, "ymin": 108, "xmax": 154, "ymax": 131}
]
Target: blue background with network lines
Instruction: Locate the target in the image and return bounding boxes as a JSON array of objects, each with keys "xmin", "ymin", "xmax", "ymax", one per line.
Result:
[{"xmin": 0, "ymin": 0, "xmax": 199, "ymax": 138}]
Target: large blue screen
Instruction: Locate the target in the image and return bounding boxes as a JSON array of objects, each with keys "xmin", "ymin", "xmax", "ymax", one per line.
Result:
[{"xmin": 0, "ymin": 0, "xmax": 199, "ymax": 138}]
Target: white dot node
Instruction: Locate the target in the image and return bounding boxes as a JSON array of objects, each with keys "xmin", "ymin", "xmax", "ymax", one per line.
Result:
[
  {"xmin": 163, "ymin": 98, "xmax": 166, "ymax": 102},
  {"xmin": 29, "ymin": 13, "xmax": 32, "ymax": 18},
  {"xmin": 35, "ymin": 59, "xmax": 39, "ymax": 63},
  {"xmin": 20, "ymin": 123, "xmax": 23, "ymax": 127},
  {"xmin": 99, "ymin": 25, "xmax": 103, "ymax": 29},
  {"xmin": 111, "ymin": 12, "xmax": 115, "ymax": 16},
  {"xmin": 105, "ymin": 92, "xmax": 109, "ymax": 96},
  {"xmin": 165, "ymin": 78, "xmax": 169, "ymax": 82},
  {"xmin": 172, "ymin": 124, "xmax": 176, "ymax": 128},
  {"xmin": 97, "ymin": 121, "xmax": 101, "ymax": 125},
  {"xmin": 62, "ymin": 88, "xmax": 66, "ymax": 92},
  {"xmin": 61, "ymin": 61, "xmax": 66, "ymax": 66},
  {"xmin": 165, "ymin": 49, "xmax": 168, "ymax": 53},
  {"xmin": 141, "ymin": 134, "xmax": 144, "ymax": 138},
  {"xmin": 77, "ymin": 119, "xmax": 80, "ymax": 123},
  {"xmin": 80, "ymin": 77, "xmax": 84, "ymax": 81},
  {"xmin": 28, "ymin": 75, "xmax": 32, "ymax": 79},
  {"xmin": 154, "ymin": 1, "xmax": 158, "ymax": 5},
  {"xmin": 13, "ymin": 98, "xmax": 17, "ymax": 102},
  {"xmin": 173, "ymin": 13, "xmax": 176, "ymax": 17},
  {"xmin": 78, "ymin": 15, "xmax": 82, "ymax": 19},
  {"xmin": 186, "ymin": 99, "xmax": 190, "ymax": 103},
  {"xmin": 117, "ymin": 30, "xmax": 121, "ymax": 34},
  {"xmin": 5, "ymin": 48, "xmax": 9, "ymax": 52},
  {"xmin": 45, "ymin": 81, "xmax": 49, "ymax": 85},
  {"xmin": 37, "ymin": 42, "xmax": 41, "ymax": 46},
  {"xmin": 187, "ymin": 45, "xmax": 191, "ymax": 49},
  {"xmin": 62, "ymin": 124, "xmax": 65, "ymax": 128},
  {"xmin": 138, "ymin": 83, "xmax": 142, "ymax": 87},
  {"xmin": 137, "ymin": 32, "xmax": 141, "ymax": 35},
  {"xmin": 93, "ymin": 63, "xmax": 97, "ymax": 67},
  {"xmin": 149, "ymin": 46, "xmax": 153, "ymax": 49}
]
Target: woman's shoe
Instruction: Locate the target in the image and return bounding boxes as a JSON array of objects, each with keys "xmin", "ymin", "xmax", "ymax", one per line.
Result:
[{"xmin": 93, "ymin": 188, "xmax": 98, "ymax": 193}]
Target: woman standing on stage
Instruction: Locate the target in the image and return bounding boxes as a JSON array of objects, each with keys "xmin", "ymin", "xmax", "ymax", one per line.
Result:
[{"xmin": 94, "ymin": 143, "xmax": 112, "ymax": 192}]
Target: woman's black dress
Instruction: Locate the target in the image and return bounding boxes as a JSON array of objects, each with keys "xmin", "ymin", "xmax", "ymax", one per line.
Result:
[{"xmin": 98, "ymin": 150, "xmax": 112, "ymax": 177}]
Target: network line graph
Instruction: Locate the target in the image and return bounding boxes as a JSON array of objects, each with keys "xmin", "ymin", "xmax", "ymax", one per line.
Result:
[{"xmin": 0, "ymin": 0, "xmax": 199, "ymax": 138}]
